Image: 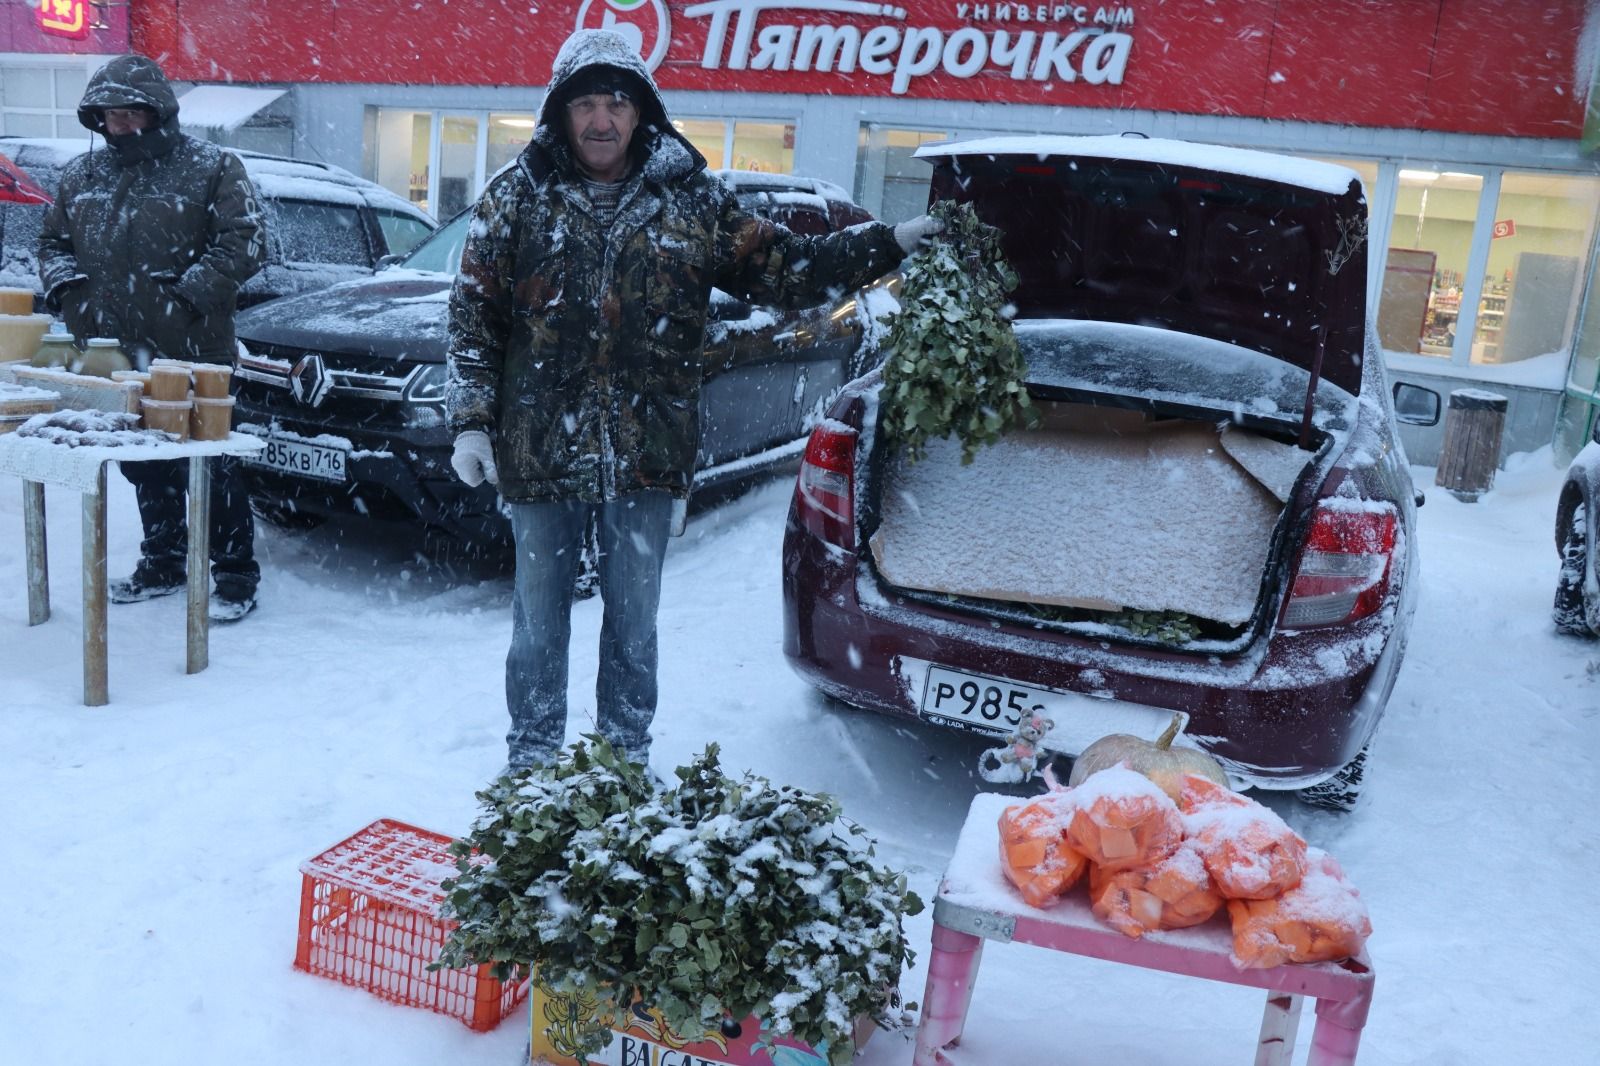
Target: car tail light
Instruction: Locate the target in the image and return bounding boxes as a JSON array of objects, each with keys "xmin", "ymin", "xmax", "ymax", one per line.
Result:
[
  {"xmin": 1282, "ymin": 502, "xmax": 1398, "ymax": 628},
  {"xmin": 794, "ymin": 421, "xmax": 857, "ymax": 551}
]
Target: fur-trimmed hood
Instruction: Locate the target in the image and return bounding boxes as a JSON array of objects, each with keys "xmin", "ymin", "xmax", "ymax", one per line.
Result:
[{"xmin": 523, "ymin": 29, "xmax": 704, "ymax": 187}]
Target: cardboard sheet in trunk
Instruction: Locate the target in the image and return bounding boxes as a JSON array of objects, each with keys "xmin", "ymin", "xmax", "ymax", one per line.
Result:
[{"xmin": 869, "ymin": 417, "xmax": 1299, "ymax": 626}]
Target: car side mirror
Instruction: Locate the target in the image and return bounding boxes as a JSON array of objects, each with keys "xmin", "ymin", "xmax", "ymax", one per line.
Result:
[{"xmin": 1393, "ymin": 382, "xmax": 1441, "ymax": 426}]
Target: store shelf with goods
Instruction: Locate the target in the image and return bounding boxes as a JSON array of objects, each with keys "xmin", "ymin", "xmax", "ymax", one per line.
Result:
[{"xmin": 1421, "ymin": 291, "xmax": 1462, "ymax": 354}]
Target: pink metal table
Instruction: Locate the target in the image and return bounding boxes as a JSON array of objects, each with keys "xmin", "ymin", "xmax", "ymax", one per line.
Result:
[{"xmin": 915, "ymin": 793, "xmax": 1374, "ymax": 1066}]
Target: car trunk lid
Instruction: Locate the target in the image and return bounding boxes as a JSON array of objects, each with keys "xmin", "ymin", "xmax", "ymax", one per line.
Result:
[{"xmin": 916, "ymin": 137, "xmax": 1370, "ymax": 403}]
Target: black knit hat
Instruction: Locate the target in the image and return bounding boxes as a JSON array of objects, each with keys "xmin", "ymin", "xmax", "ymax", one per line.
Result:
[{"xmin": 558, "ymin": 64, "xmax": 648, "ymax": 107}]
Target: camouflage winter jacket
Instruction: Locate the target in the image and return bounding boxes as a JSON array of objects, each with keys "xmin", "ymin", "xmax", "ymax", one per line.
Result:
[
  {"xmin": 445, "ymin": 34, "xmax": 905, "ymax": 503},
  {"xmin": 38, "ymin": 55, "xmax": 265, "ymax": 365}
]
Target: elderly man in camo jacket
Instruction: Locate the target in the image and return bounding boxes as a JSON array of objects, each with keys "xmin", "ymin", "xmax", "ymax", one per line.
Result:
[{"xmin": 445, "ymin": 29, "xmax": 939, "ymax": 774}]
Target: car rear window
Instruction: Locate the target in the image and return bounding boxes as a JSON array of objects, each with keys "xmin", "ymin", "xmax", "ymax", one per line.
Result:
[
  {"xmin": 268, "ymin": 198, "xmax": 371, "ymax": 266},
  {"xmin": 926, "ymin": 155, "xmax": 1368, "ymax": 396}
]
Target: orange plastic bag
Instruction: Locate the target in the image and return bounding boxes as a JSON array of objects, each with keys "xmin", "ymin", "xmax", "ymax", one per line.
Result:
[
  {"xmin": 1179, "ymin": 775, "xmax": 1308, "ymax": 900},
  {"xmin": 998, "ymin": 791, "xmax": 1087, "ymax": 908},
  {"xmin": 1063, "ymin": 766, "xmax": 1183, "ymax": 873},
  {"xmin": 1227, "ymin": 848, "xmax": 1372, "ymax": 969},
  {"xmin": 1087, "ymin": 839, "xmax": 1223, "ymax": 938}
]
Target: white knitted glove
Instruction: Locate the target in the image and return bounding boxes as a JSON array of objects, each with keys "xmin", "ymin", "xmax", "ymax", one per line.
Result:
[
  {"xmin": 893, "ymin": 214, "xmax": 945, "ymax": 254},
  {"xmin": 450, "ymin": 430, "xmax": 499, "ymax": 488}
]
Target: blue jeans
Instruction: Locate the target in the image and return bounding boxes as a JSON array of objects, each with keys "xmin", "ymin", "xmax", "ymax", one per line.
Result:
[{"xmin": 505, "ymin": 491, "xmax": 672, "ymax": 769}]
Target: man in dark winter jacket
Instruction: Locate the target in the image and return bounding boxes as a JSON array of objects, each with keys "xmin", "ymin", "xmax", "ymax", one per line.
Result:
[
  {"xmin": 40, "ymin": 55, "xmax": 267, "ymax": 622},
  {"xmin": 446, "ymin": 29, "xmax": 939, "ymax": 773}
]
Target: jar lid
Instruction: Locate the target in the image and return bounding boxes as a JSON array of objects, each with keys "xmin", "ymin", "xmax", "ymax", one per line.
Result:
[{"xmin": 87, "ymin": 337, "xmax": 121, "ymax": 347}]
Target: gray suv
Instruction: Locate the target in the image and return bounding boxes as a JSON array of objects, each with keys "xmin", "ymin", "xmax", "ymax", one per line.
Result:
[{"xmin": 0, "ymin": 136, "xmax": 436, "ymax": 309}]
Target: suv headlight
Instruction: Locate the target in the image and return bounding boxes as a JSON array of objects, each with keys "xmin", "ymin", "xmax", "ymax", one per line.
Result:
[
  {"xmin": 405, "ymin": 363, "xmax": 448, "ymax": 402},
  {"xmin": 402, "ymin": 363, "xmax": 447, "ymax": 429}
]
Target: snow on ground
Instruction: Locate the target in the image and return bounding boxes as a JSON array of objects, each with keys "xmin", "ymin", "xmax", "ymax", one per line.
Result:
[{"xmin": 1, "ymin": 450, "xmax": 1597, "ymax": 1065}]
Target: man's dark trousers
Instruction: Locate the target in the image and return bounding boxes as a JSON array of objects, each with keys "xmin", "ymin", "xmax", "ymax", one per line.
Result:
[{"xmin": 120, "ymin": 456, "xmax": 259, "ymax": 596}]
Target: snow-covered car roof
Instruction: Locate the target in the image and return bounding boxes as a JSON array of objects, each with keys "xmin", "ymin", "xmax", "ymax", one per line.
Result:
[
  {"xmin": 711, "ymin": 168, "xmax": 854, "ymax": 204},
  {"xmin": 916, "ymin": 135, "xmax": 1361, "ymax": 196},
  {"xmin": 0, "ymin": 137, "xmax": 427, "ymax": 219}
]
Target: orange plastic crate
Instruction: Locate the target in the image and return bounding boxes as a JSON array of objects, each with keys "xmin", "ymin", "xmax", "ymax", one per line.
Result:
[{"xmin": 294, "ymin": 818, "xmax": 527, "ymax": 1031}]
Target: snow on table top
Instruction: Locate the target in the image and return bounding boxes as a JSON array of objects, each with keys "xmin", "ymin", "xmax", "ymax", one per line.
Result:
[
  {"xmin": 869, "ymin": 419, "xmax": 1283, "ymax": 625},
  {"xmin": 917, "ymin": 135, "xmax": 1361, "ymax": 196},
  {"xmin": 0, "ymin": 429, "xmax": 263, "ymax": 494}
]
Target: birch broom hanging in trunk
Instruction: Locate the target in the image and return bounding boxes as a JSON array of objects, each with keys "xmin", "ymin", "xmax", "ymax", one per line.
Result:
[{"xmin": 880, "ymin": 199, "xmax": 1039, "ymax": 464}]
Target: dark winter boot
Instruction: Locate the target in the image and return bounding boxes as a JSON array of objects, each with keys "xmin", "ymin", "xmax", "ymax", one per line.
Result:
[
  {"xmin": 208, "ymin": 586, "xmax": 257, "ymax": 623},
  {"xmin": 108, "ymin": 562, "xmax": 186, "ymax": 604}
]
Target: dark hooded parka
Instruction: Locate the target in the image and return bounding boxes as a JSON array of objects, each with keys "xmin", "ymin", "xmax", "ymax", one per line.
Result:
[
  {"xmin": 445, "ymin": 30, "xmax": 905, "ymax": 504},
  {"xmin": 38, "ymin": 55, "xmax": 266, "ymax": 365}
]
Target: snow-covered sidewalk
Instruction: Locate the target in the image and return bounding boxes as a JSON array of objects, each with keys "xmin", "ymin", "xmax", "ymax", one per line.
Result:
[{"xmin": 1, "ymin": 451, "xmax": 1596, "ymax": 1065}]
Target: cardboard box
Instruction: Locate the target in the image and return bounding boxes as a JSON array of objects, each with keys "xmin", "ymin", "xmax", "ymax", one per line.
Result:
[{"xmin": 529, "ymin": 971, "xmax": 867, "ymax": 1066}]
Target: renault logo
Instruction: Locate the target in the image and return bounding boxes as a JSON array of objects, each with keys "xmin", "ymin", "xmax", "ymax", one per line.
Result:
[{"xmin": 289, "ymin": 353, "xmax": 332, "ymax": 407}]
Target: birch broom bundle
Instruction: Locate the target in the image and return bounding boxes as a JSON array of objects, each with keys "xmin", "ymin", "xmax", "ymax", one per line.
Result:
[{"xmin": 880, "ymin": 199, "xmax": 1039, "ymax": 464}]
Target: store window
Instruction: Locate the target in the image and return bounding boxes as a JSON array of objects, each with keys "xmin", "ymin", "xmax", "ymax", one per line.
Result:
[
  {"xmin": 1, "ymin": 64, "xmax": 91, "ymax": 138},
  {"xmin": 488, "ymin": 113, "xmax": 536, "ymax": 178},
  {"xmin": 855, "ymin": 126, "xmax": 950, "ymax": 225},
  {"xmin": 672, "ymin": 118, "xmax": 795, "ymax": 174},
  {"xmin": 373, "ymin": 110, "xmax": 432, "ymax": 211},
  {"xmin": 1471, "ymin": 172, "xmax": 1600, "ymax": 367},
  {"xmin": 370, "ymin": 108, "xmax": 535, "ymax": 219},
  {"xmin": 437, "ymin": 116, "xmax": 479, "ymax": 221},
  {"xmin": 1378, "ymin": 168, "xmax": 1485, "ymax": 358},
  {"xmin": 675, "ymin": 119, "xmax": 728, "ymax": 169}
]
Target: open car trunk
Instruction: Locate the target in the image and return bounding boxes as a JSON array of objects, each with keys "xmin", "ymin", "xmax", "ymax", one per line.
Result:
[{"xmin": 867, "ymin": 397, "xmax": 1320, "ymax": 643}]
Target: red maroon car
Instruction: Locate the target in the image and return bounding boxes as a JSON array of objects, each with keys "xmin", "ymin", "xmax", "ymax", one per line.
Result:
[{"xmin": 781, "ymin": 136, "xmax": 1441, "ymax": 810}]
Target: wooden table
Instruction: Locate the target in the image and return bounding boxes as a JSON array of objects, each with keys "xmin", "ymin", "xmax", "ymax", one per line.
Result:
[
  {"xmin": 0, "ymin": 431, "xmax": 264, "ymax": 705},
  {"xmin": 915, "ymin": 793, "xmax": 1376, "ymax": 1066}
]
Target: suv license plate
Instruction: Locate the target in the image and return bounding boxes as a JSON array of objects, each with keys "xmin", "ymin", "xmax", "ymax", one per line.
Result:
[
  {"xmin": 243, "ymin": 435, "xmax": 349, "ymax": 483},
  {"xmin": 917, "ymin": 664, "xmax": 1179, "ymax": 753}
]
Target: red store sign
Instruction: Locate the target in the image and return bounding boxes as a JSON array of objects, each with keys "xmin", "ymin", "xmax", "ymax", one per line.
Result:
[{"xmin": 136, "ymin": 0, "xmax": 1592, "ymax": 141}]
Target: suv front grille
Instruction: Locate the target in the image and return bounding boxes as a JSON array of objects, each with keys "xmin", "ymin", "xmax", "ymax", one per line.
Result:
[{"xmin": 236, "ymin": 344, "xmax": 419, "ymax": 401}]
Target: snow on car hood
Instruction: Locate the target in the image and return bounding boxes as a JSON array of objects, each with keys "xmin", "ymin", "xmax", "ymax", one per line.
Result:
[{"xmin": 235, "ymin": 269, "xmax": 452, "ymax": 362}]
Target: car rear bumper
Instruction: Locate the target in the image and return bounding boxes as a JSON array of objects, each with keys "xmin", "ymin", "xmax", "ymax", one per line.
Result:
[{"xmin": 781, "ymin": 517, "xmax": 1401, "ymax": 789}]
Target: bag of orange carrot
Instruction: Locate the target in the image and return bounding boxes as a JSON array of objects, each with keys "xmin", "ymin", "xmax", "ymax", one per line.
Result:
[
  {"xmin": 1178, "ymin": 774, "xmax": 1308, "ymax": 900},
  {"xmin": 1227, "ymin": 848, "xmax": 1372, "ymax": 969},
  {"xmin": 1062, "ymin": 765, "xmax": 1184, "ymax": 873},
  {"xmin": 997, "ymin": 790, "xmax": 1087, "ymax": 908},
  {"xmin": 1087, "ymin": 837, "xmax": 1224, "ymax": 938}
]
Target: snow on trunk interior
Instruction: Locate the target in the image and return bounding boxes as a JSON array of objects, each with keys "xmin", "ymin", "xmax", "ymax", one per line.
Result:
[{"xmin": 869, "ymin": 400, "xmax": 1311, "ymax": 625}]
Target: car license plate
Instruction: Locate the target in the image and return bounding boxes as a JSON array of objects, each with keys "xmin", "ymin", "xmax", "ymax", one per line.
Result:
[
  {"xmin": 915, "ymin": 663, "xmax": 1182, "ymax": 754},
  {"xmin": 242, "ymin": 433, "xmax": 348, "ymax": 483}
]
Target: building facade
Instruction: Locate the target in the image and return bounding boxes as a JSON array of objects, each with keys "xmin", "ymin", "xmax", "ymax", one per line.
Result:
[{"xmin": 5, "ymin": 1, "xmax": 1600, "ymax": 462}]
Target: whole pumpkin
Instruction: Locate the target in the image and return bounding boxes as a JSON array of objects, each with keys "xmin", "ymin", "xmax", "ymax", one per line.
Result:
[{"xmin": 1068, "ymin": 714, "xmax": 1230, "ymax": 800}]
